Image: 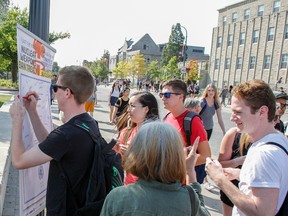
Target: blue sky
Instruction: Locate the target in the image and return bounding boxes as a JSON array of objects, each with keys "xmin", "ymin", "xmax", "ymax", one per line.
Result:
[{"xmin": 10, "ymin": 0, "xmax": 241, "ymax": 67}]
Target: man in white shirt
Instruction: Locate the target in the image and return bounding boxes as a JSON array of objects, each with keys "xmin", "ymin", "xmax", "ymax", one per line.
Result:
[{"xmin": 205, "ymin": 80, "xmax": 288, "ymax": 216}]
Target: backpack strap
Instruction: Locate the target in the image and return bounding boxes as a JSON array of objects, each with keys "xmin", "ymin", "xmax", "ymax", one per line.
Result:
[
  {"xmin": 163, "ymin": 111, "xmax": 171, "ymax": 121},
  {"xmin": 199, "ymin": 99, "xmax": 207, "ymax": 116},
  {"xmin": 183, "ymin": 111, "xmax": 198, "ymax": 146},
  {"xmin": 185, "ymin": 185, "xmax": 196, "ymax": 216},
  {"xmin": 263, "ymin": 142, "xmax": 288, "ymax": 155}
]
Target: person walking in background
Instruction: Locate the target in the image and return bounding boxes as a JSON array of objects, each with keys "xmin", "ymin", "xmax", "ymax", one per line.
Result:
[
  {"xmin": 274, "ymin": 92, "xmax": 288, "ymax": 133},
  {"xmin": 9, "ymin": 66, "xmax": 99, "ymax": 215},
  {"xmin": 206, "ymin": 80, "xmax": 288, "ymax": 216},
  {"xmin": 100, "ymin": 122, "xmax": 210, "ymax": 216},
  {"xmin": 50, "ymin": 74, "xmax": 57, "ymax": 105},
  {"xmin": 200, "ymin": 84, "xmax": 226, "ymax": 140},
  {"xmin": 84, "ymin": 85, "xmax": 97, "ymax": 117},
  {"xmin": 111, "ymin": 87, "xmax": 130, "ymax": 124},
  {"xmin": 219, "ymin": 85, "xmax": 229, "ymax": 107},
  {"xmin": 115, "ymin": 91, "xmax": 159, "ymax": 185},
  {"xmin": 227, "ymin": 85, "xmax": 233, "ymax": 105},
  {"xmin": 218, "ymin": 127, "xmax": 252, "ymax": 216},
  {"xmin": 108, "ymin": 80, "xmax": 121, "ymax": 124},
  {"xmin": 161, "ymin": 79, "xmax": 211, "ymax": 184}
]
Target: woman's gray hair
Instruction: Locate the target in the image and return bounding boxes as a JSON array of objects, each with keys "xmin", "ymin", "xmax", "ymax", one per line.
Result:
[
  {"xmin": 123, "ymin": 121, "xmax": 186, "ymax": 183},
  {"xmin": 184, "ymin": 98, "xmax": 200, "ymax": 110}
]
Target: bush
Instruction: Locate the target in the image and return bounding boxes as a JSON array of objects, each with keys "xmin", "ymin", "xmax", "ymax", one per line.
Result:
[
  {"xmin": 0, "ymin": 95, "xmax": 12, "ymax": 108},
  {"xmin": 0, "ymin": 79, "xmax": 18, "ymax": 88}
]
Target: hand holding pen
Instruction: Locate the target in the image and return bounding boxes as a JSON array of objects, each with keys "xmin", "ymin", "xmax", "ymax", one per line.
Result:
[{"xmin": 22, "ymin": 91, "xmax": 39, "ymax": 113}]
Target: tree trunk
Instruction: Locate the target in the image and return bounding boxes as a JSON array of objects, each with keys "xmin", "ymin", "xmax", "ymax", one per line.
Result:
[{"xmin": 11, "ymin": 59, "xmax": 18, "ymax": 83}]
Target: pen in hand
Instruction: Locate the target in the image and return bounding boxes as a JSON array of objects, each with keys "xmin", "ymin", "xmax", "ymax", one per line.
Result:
[{"xmin": 21, "ymin": 94, "xmax": 41, "ymax": 100}]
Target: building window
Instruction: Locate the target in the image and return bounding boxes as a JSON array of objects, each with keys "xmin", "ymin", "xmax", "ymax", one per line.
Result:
[
  {"xmin": 217, "ymin": 36, "xmax": 222, "ymax": 48},
  {"xmin": 258, "ymin": 5, "xmax": 264, "ymax": 16},
  {"xmin": 244, "ymin": 9, "xmax": 250, "ymax": 20},
  {"xmin": 273, "ymin": 0, "xmax": 280, "ymax": 13},
  {"xmin": 280, "ymin": 54, "xmax": 288, "ymax": 68},
  {"xmin": 225, "ymin": 58, "xmax": 230, "ymax": 69},
  {"xmin": 264, "ymin": 55, "xmax": 271, "ymax": 69},
  {"xmin": 215, "ymin": 59, "xmax": 219, "ymax": 69},
  {"xmin": 236, "ymin": 57, "xmax": 242, "ymax": 69},
  {"xmin": 228, "ymin": 34, "xmax": 233, "ymax": 46},
  {"xmin": 267, "ymin": 27, "xmax": 275, "ymax": 41},
  {"xmin": 223, "ymin": 16, "xmax": 227, "ymax": 25},
  {"xmin": 240, "ymin": 32, "xmax": 245, "ymax": 45},
  {"xmin": 232, "ymin": 12, "xmax": 237, "ymax": 23},
  {"xmin": 249, "ymin": 56, "xmax": 256, "ymax": 69},
  {"xmin": 143, "ymin": 44, "xmax": 147, "ymax": 50},
  {"xmin": 285, "ymin": 25, "xmax": 288, "ymax": 39},
  {"xmin": 253, "ymin": 30, "xmax": 259, "ymax": 43}
]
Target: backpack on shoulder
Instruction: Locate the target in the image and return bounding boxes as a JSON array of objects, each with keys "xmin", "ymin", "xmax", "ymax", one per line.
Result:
[
  {"xmin": 164, "ymin": 111, "xmax": 199, "ymax": 146},
  {"xmin": 58, "ymin": 119, "xmax": 124, "ymax": 216}
]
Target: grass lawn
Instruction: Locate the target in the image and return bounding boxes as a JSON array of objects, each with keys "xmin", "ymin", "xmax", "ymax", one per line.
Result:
[{"xmin": 0, "ymin": 95, "xmax": 12, "ymax": 108}]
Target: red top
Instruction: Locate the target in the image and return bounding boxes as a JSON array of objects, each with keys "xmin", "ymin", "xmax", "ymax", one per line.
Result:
[{"xmin": 164, "ymin": 110, "xmax": 207, "ymax": 147}]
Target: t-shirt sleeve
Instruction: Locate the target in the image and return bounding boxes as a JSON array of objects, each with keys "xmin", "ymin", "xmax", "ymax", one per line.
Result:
[
  {"xmin": 39, "ymin": 127, "xmax": 70, "ymax": 161},
  {"xmin": 190, "ymin": 116, "xmax": 208, "ymax": 144}
]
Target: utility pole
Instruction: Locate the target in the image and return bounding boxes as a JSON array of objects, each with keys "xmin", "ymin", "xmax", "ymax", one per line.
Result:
[
  {"xmin": 28, "ymin": 0, "xmax": 50, "ymax": 43},
  {"xmin": 180, "ymin": 25, "xmax": 188, "ymax": 80}
]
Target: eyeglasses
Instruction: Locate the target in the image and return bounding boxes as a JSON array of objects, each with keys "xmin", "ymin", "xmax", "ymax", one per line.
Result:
[
  {"xmin": 159, "ymin": 92, "xmax": 181, "ymax": 98},
  {"xmin": 52, "ymin": 85, "xmax": 73, "ymax": 94},
  {"xmin": 276, "ymin": 102, "xmax": 287, "ymax": 109},
  {"xmin": 128, "ymin": 104, "xmax": 143, "ymax": 109}
]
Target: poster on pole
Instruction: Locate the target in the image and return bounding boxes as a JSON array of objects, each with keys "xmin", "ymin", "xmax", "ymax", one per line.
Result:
[{"xmin": 16, "ymin": 24, "xmax": 56, "ymax": 216}]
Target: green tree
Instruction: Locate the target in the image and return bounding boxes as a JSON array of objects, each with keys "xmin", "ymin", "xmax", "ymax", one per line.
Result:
[
  {"xmin": 162, "ymin": 56, "xmax": 181, "ymax": 80},
  {"xmin": 146, "ymin": 60, "xmax": 161, "ymax": 82},
  {"xmin": 128, "ymin": 53, "xmax": 146, "ymax": 84},
  {"xmin": 0, "ymin": 6, "xmax": 70, "ymax": 82},
  {"xmin": 161, "ymin": 23, "xmax": 184, "ymax": 66},
  {"xmin": 0, "ymin": 6, "xmax": 28, "ymax": 82},
  {"xmin": 49, "ymin": 32, "xmax": 71, "ymax": 44},
  {"xmin": 0, "ymin": 0, "xmax": 9, "ymax": 19},
  {"xmin": 94, "ymin": 60, "xmax": 109, "ymax": 80},
  {"xmin": 113, "ymin": 61, "xmax": 129, "ymax": 79}
]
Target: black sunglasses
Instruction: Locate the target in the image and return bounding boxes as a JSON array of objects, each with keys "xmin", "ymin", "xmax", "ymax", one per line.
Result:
[
  {"xmin": 52, "ymin": 85, "xmax": 73, "ymax": 94},
  {"xmin": 159, "ymin": 92, "xmax": 181, "ymax": 98},
  {"xmin": 276, "ymin": 102, "xmax": 287, "ymax": 108}
]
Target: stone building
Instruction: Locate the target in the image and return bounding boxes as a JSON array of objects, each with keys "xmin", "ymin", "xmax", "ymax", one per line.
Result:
[
  {"xmin": 109, "ymin": 33, "xmax": 162, "ymax": 75},
  {"xmin": 209, "ymin": 0, "xmax": 288, "ymax": 89}
]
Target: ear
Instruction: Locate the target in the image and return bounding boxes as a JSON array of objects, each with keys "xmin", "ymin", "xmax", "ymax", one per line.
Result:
[
  {"xmin": 144, "ymin": 106, "xmax": 149, "ymax": 115},
  {"xmin": 259, "ymin": 105, "xmax": 269, "ymax": 116}
]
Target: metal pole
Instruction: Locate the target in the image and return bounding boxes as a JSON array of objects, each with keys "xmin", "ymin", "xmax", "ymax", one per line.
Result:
[
  {"xmin": 28, "ymin": 0, "xmax": 50, "ymax": 43},
  {"xmin": 181, "ymin": 25, "xmax": 188, "ymax": 80}
]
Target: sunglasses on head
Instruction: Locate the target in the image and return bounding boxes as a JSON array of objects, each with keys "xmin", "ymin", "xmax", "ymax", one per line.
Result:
[
  {"xmin": 52, "ymin": 85, "xmax": 73, "ymax": 94},
  {"xmin": 159, "ymin": 92, "xmax": 181, "ymax": 98}
]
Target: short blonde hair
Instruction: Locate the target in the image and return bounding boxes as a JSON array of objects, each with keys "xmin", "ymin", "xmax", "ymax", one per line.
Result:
[{"xmin": 123, "ymin": 121, "xmax": 186, "ymax": 183}]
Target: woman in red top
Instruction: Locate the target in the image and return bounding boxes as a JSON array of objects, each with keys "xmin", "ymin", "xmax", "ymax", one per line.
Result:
[{"xmin": 115, "ymin": 91, "xmax": 159, "ymax": 185}]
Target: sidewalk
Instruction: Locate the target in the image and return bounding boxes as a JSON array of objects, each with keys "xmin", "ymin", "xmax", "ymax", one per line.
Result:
[{"xmin": 0, "ymin": 88, "xmax": 222, "ymax": 215}]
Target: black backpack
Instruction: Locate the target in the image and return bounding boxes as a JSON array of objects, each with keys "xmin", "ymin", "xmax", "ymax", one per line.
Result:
[
  {"xmin": 164, "ymin": 111, "xmax": 199, "ymax": 146},
  {"xmin": 58, "ymin": 119, "xmax": 124, "ymax": 216}
]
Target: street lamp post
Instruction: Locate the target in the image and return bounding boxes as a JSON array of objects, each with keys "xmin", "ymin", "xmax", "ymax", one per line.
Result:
[{"xmin": 180, "ymin": 25, "xmax": 188, "ymax": 80}]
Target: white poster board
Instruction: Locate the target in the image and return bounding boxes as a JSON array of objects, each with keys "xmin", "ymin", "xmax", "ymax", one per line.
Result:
[{"xmin": 17, "ymin": 24, "xmax": 56, "ymax": 216}]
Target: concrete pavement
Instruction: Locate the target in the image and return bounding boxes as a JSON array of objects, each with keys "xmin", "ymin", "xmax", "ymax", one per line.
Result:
[{"xmin": 0, "ymin": 86, "xmax": 223, "ymax": 215}]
